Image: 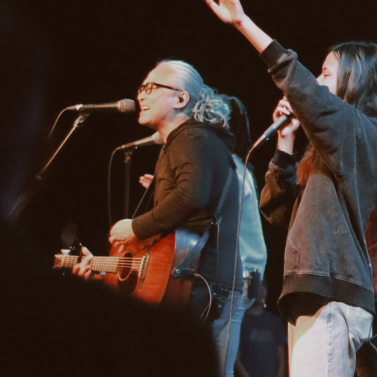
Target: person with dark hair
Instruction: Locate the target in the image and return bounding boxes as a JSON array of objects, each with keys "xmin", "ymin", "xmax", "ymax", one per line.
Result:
[
  {"xmin": 75, "ymin": 59, "xmax": 244, "ymax": 376},
  {"xmin": 205, "ymin": 1, "xmax": 377, "ymax": 376},
  {"xmin": 215, "ymin": 96, "xmax": 267, "ymax": 377},
  {"xmin": 237, "ymin": 282, "xmax": 288, "ymax": 377}
]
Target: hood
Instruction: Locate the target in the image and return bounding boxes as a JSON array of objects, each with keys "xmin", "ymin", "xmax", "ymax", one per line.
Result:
[{"xmin": 165, "ymin": 118, "xmax": 235, "ymax": 150}]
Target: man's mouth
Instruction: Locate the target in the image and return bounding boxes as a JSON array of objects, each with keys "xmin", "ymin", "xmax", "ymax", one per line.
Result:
[{"xmin": 140, "ymin": 106, "xmax": 150, "ymax": 112}]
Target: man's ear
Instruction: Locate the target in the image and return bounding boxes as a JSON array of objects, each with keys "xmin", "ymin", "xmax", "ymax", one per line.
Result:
[{"xmin": 174, "ymin": 91, "xmax": 190, "ymax": 109}]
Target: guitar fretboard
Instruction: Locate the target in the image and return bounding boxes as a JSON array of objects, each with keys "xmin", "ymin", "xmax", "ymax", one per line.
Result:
[
  {"xmin": 54, "ymin": 255, "xmax": 79, "ymax": 268},
  {"xmin": 90, "ymin": 257, "xmax": 122, "ymax": 273},
  {"xmin": 54, "ymin": 254, "xmax": 145, "ymax": 274}
]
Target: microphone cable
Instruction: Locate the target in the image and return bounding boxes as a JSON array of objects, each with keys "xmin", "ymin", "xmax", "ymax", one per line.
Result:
[
  {"xmin": 223, "ymin": 144, "xmax": 257, "ymax": 371},
  {"xmin": 48, "ymin": 108, "xmax": 68, "ymax": 139},
  {"xmin": 107, "ymin": 148, "xmax": 118, "ymax": 228}
]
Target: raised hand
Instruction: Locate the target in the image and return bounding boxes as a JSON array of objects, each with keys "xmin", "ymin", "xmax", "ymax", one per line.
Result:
[
  {"xmin": 204, "ymin": 0, "xmax": 272, "ymax": 53},
  {"xmin": 204, "ymin": 0, "xmax": 246, "ymax": 25}
]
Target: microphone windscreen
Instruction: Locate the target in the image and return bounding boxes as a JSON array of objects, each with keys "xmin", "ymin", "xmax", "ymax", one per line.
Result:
[
  {"xmin": 119, "ymin": 99, "xmax": 136, "ymax": 113},
  {"xmin": 152, "ymin": 132, "xmax": 163, "ymax": 145}
]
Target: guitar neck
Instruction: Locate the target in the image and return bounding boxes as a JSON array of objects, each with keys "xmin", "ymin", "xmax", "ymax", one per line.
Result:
[
  {"xmin": 54, "ymin": 255, "xmax": 121, "ymax": 273},
  {"xmin": 89, "ymin": 257, "xmax": 121, "ymax": 273},
  {"xmin": 54, "ymin": 255, "xmax": 79, "ymax": 269}
]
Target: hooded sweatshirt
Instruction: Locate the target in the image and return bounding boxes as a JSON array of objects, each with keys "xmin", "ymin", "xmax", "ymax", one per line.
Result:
[
  {"xmin": 259, "ymin": 40, "xmax": 377, "ymax": 323},
  {"xmin": 133, "ymin": 118, "xmax": 243, "ymax": 291}
]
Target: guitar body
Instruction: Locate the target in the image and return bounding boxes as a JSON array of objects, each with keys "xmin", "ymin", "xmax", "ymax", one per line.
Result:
[{"xmin": 102, "ymin": 228, "xmax": 199, "ymax": 310}]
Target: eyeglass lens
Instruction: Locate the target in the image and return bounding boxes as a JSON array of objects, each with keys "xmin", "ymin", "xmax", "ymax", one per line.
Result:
[{"xmin": 138, "ymin": 82, "xmax": 153, "ymax": 95}]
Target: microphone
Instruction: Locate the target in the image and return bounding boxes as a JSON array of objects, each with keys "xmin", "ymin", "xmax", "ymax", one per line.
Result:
[
  {"xmin": 116, "ymin": 132, "xmax": 163, "ymax": 151},
  {"xmin": 253, "ymin": 112, "xmax": 295, "ymax": 149},
  {"xmin": 66, "ymin": 99, "xmax": 136, "ymax": 114}
]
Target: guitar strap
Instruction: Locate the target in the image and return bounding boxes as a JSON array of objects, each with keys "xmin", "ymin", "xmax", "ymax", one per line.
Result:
[{"xmin": 171, "ymin": 166, "xmax": 235, "ymax": 279}]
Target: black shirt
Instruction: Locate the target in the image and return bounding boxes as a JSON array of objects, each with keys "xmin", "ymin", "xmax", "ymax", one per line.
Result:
[{"xmin": 133, "ymin": 119, "xmax": 243, "ymax": 291}]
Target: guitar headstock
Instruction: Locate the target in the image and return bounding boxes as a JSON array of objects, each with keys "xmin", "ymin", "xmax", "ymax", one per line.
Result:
[
  {"xmin": 53, "ymin": 238, "xmax": 82, "ymax": 269},
  {"xmin": 54, "ymin": 249, "xmax": 79, "ymax": 269}
]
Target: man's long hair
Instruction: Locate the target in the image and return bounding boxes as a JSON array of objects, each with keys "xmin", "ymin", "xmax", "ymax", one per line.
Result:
[
  {"xmin": 297, "ymin": 41, "xmax": 377, "ymax": 187},
  {"xmin": 156, "ymin": 60, "xmax": 231, "ymax": 131}
]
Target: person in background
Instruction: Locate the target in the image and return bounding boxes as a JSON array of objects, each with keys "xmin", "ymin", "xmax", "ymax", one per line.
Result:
[
  {"xmin": 236, "ymin": 282, "xmax": 288, "ymax": 377},
  {"xmin": 139, "ymin": 95, "xmax": 268, "ymax": 377},
  {"xmin": 216, "ymin": 95, "xmax": 267, "ymax": 377}
]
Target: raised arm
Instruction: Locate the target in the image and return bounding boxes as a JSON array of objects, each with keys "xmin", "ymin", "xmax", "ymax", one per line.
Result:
[
  {"xmin": 205, "ymin": 1, "xmax": 300, "ymax": 153},
  {"xmin": 205, "ymin": 0, "xmax": 373, "ymax": 178},
  {"xmin": 205, "ymin": 0, "xmax": 272, "ymax": 53}
]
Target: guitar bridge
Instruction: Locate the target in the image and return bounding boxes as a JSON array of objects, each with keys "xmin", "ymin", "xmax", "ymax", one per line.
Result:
[{"xmin": 137, "ymin": 251, "xmax": 150, "ymax": 289}]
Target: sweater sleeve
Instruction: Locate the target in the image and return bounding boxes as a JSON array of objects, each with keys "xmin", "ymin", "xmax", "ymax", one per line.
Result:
[
  {"xmin": 259, "ymin": 149, "xmax": 298, "ymax": 229},
  {"xmin": 132, "ymin": 129, "xmax": 217, "ymax": 239},
  {"xmin": 260, "ymin": 40, "xmax": 375, "ymax": 179}
]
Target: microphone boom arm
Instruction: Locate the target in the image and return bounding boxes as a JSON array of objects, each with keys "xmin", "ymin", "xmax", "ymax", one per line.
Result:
[{"xmin": 8, "ymin": 112, "xmax": 91, "ymax": 221}]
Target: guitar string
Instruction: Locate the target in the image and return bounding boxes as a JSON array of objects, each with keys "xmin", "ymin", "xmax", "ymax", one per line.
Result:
[
  {"xmin": 56, "ymin": 257, "xmax": 145, "ymax": 263},
  {"xmin": 56, "ymin": 256, "xmax": 147, "ymax": 269},
  {"xmin": 58, "ymin": 262, "xmax": 146, "ymax": 268}
]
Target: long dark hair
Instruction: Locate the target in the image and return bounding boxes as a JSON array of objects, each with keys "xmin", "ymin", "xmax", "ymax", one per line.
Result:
[
  {"xmin": 334, "ymin": 41, "xmax": 377, "ymax": 117},
  {"xmin": 297, "ymin": 41, "xmax": 377, "ymax": 187},
  {"xmin": 227, "ymin": 96, "xmax": 253, "ymax": 164}
]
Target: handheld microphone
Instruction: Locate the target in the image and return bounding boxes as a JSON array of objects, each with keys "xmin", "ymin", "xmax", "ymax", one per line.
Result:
[
  {"xmin": 253, "ymin": 112, "xmax": 295, "ymax": 149},
  {"xmin": 66, "ymin": 99, "xmax": 136, "ymax": 114},
  {"xmin": 116, "ymin": 132, "xmax": 163, "ymax": 151}
]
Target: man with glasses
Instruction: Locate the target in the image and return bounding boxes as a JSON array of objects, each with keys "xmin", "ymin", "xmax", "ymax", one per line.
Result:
[{"xmin": 76, "ymin": 60, "xmax": 244, "ymax": 376}]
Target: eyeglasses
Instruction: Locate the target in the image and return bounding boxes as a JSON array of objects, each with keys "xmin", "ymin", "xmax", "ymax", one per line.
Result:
[{"xmin": 137, "ymin": 82, "xmax": 181, "ymax": 95}]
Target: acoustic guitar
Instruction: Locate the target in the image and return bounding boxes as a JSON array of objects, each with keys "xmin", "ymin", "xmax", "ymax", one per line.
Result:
[{"xmin": 54, "ymin": 228, "xmax": 200, "ymax": 310}]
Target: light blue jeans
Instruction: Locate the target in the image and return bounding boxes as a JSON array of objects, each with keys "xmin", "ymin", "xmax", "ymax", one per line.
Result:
[
  {"xmin": 288, "ymin": 301, "xmax": 373, "ymax": 377},
  {"xmin": 215, "ymin": 280, "xmax": 254, "ymax": 377}
]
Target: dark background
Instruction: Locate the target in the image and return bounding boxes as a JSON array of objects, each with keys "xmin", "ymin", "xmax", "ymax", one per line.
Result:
[{"xmin": 2, "ymin": 0, "xmax": 377, "ymax": 314}]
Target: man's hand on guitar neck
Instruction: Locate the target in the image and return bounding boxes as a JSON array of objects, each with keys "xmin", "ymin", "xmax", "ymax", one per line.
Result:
[{"xmin": 72, "ymin": 246, "xmax": 93, "ymax": 280}]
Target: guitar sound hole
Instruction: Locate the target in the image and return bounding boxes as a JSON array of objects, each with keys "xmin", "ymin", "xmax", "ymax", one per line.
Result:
[
  {"xmin": 117, "ymin": 251, "xmax": 138, "ymax": 295},
  {"xmin": 118, "ymin": 252, "xmax": 133, "ymax": 280},
  {"xmin": 118, "ymin": 271, "xmax": 138, "ymax": 295}
]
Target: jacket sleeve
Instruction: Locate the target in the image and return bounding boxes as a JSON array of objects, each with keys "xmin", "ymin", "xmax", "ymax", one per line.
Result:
[
  {"xmin": 260, "ymin": 40, "xmax": 375, "ymax": 179},
  {"xmin": 132, "ymin": 129, "xmax": 217, "ymax": 239},
  {"xmin": 259, "ymin": 149, "xmax": 298, "ymax": 229}
]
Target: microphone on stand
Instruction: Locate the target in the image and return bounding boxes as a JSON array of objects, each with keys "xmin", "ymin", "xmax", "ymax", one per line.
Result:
[
  {"xmin": 115, "ymin": 132, "xmax": 163, "ymax": 151},
  {"xmin": 66, "ymin": 99, "xmax": 136, "ymax": 114},
  {"xmin": 253, "ymin": 112, "xmax": 295, "ymax": 149}
]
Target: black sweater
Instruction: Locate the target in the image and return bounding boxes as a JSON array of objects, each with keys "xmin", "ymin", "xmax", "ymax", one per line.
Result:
[
  {"xmin": 259, "ymin": 40, "xmax": 377, "ymax": 322},
  {"xmin": 132, "ymin": 119, "xmax": 243, "ymax": 291}
]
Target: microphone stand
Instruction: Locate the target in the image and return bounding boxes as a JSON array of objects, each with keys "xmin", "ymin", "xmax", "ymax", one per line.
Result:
[
  {"xmin": 8, "ymin": 113, "xmax": 91, "ymax": 222},
  {"xmin": 123, "ymin": 150, "xmax": 134, "ymax": 218}
]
